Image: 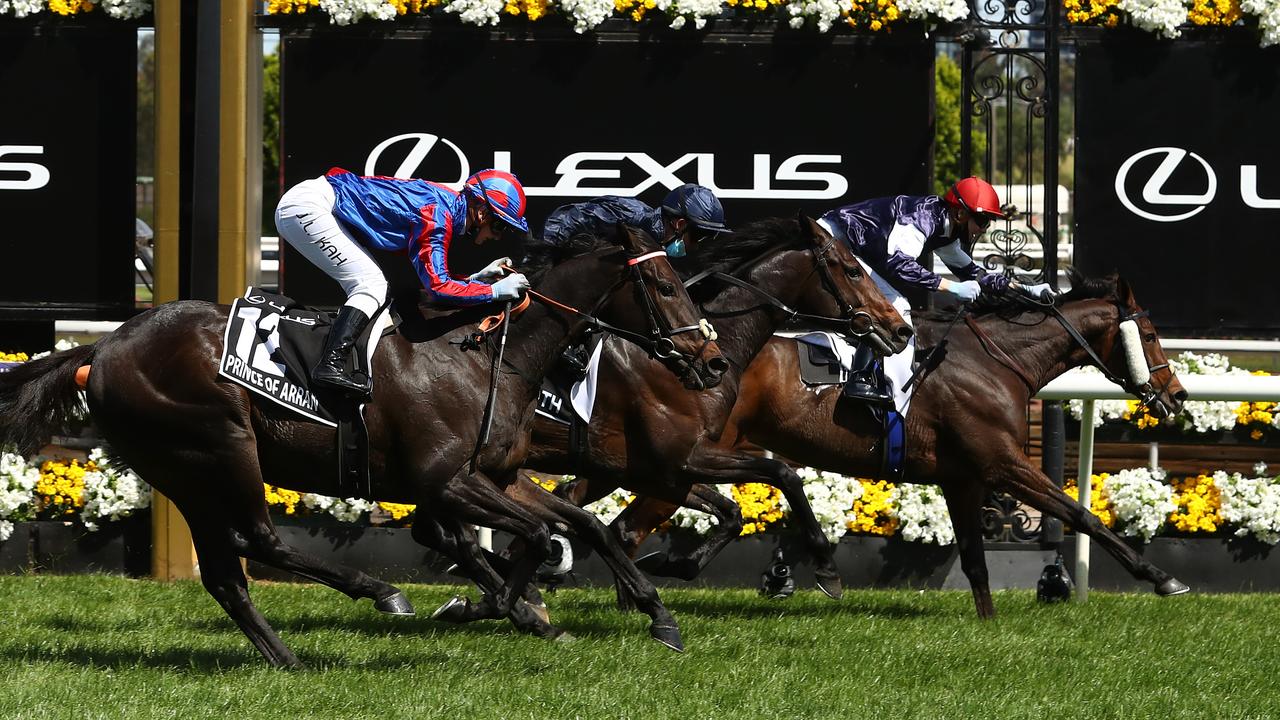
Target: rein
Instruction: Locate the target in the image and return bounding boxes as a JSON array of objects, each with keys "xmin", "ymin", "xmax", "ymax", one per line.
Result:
[{"xmin": 683, "ymin": 238, "xmax": 874, "ymax": 336}]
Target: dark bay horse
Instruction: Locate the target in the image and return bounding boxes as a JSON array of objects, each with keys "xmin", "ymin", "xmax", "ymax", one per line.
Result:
[
  {"xmin": 440, "ymin": 215, "xmax": 910, "ymax": 615},
  {"xmin": 580, "ymin": 271, "xmax": 1192, "ymax": 618},
  {"xmin": 0, "ymin": 227, "xmax": 723, "ymax": 667}
]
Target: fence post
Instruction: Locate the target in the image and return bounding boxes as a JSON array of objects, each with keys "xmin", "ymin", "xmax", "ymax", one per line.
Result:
[{"xmin": 1074, "ymin": 399, "xmax": 1096, "ymax": 602}]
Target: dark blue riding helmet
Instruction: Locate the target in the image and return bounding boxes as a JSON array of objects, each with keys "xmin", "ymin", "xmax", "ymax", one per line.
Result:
[{"xmin": 661, "ymin": 184, "xmax": 730, "ymax": 235}]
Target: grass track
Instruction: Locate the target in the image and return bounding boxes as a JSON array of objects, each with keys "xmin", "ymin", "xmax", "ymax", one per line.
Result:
[{"xmin": 0, "ymin": 575, "xmax": 1276, "ymax": 719}]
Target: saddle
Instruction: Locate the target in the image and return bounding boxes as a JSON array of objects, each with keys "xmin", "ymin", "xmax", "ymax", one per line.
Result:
[{"xmin": 218, "ymin": 288, "xmax": 394, "ymax": 498}]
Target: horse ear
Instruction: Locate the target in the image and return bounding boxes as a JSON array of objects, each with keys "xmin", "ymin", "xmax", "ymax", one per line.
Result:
[
  {"xmin": 799, "ymin": 212, "xmax": 827, "ymax": 241},
  {"xmin": 616, "ymin": 221, "xmax": 643, "ymax": 254},
  {"xmin": 1115, "ymin": 275, "xmax": 1135, "ymax": 305}
]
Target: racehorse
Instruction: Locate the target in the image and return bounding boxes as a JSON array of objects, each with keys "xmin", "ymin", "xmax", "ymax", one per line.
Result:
[
  {"xmin": 572, "ymin": 271, "xmax": 1192, "ymax": 618},
  {"xmin": 431, "ymin": 215, "xmax": 911, "ymax": 617},
  {"xmin": 0, "ymin": 226, "xmax": 724, "ymax": 667}
]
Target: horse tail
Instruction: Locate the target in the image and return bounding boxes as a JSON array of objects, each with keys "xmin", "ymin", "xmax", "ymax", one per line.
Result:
[{"xmin": 0, "ymin": 343, "xmax": 97, "ymax": 456}]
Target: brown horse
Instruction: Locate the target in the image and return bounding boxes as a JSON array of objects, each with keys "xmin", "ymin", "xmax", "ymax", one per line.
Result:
[
  {"xmin": 439, "ymin": 215, "xmax": 910, "ymax": 614},
  {"xmin": 576, "ymin": 271, "xmax": 1192, "ymax": 618},
  {"xmin": 0, "ymin": 226, "xmax": 723, "ymax": 667}
]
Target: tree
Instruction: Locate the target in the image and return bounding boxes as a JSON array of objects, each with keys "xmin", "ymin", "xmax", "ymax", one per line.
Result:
[
  {"xmin": 262, "ymin": 47, "xmax": 281, "ymax": 234},
  {"xmin": 933, "ymin": 52, "xmax": 986, "ymax": 195}
]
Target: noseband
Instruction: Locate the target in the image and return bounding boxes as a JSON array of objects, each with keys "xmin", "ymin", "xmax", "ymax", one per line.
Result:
[{"xmin": 1043, "ymin": 298, "xmax": 1170, "ymax": 411}]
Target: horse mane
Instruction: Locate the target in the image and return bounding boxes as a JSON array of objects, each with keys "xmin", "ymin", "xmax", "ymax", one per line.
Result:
[
  {"xmin": 914, "ymin": 267, "xmax": 1119, "ymax": 324},
  {"xmin": 680, "ymin": 216, "xmax": 808, "ymax": 279},
  {"xmin": 520, "ymin": 229, "xmax": 633, "ymax": 282}
]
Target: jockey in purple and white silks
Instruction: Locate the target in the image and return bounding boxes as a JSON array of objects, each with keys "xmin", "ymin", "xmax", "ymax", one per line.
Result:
[
  {"xmin": 275, "ymin": 167, "xmax": 531, "ymax": 395},
  {"xmin": 541, "ymin": 184, "xmax": 730, "ymax": 258},
  {"xmin": 818, "ymin": 177, "xmax": 1053, "ymax": 414}
]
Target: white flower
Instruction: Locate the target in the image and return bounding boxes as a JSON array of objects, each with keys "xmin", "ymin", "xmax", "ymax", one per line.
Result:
[
  {"xmin": 444, "ymin": 0, "xmax": 506, "ymax": 25},
  {"xmin": 891, "ymin": 483, "xmax": 954, "ymax": 545},
  {"xmin": 1257, "ymin": 462, "xmax": 1271, "ymax": 477},
  {"xmin": 667, "ymin": 0, "xmax": 721, "ymax": 28},
  {"xmin": 318, "ymin": 0, "xmax": 398, "ymax": 25},
  {"xmin": 1101, "ymin": 467, "xmax": 1174, "ymax": 542},
  {"xmin": 1242, "ymin": 0, "xmax": 1280, "ymax": 46},
  {"xmin": 100, "ymin": 0, "xmax": 151, "ymax": 19},
  {"xmin": 585, "ymin": 488, "xmax": 637, "ymax": 526},
  {"xmin": 1118, "ymin": 0, "xmax": 1190, "ymax": 38},
  {"xmin": 786, "ymin": 0, "xmax": 844, "ymax": 31},
  {"xmin": 0, "ymin": 520, "xmax": 11, "ymax": 542},
  {"xmin": 1216, "ymin": 470, "xmax": 1280, "ymax": 544},
  {"xmin": 0, "ymin": 0, "xmax": 45, "ymax": 18},
  {"xmin": 897, "ymin": 0, "xmax": 968, "ymax": 21},
  {"xmin": 559, "ymin": 0, "xmax": 614, "ymax": 32},
  {"xmin": 302, "ymin": 493, "xmax": 377, "ymax": 523},
  {"xmin": 0, "ymin": 451, "xmax": 39, "ymax": 536},
  {"xmin": 786, "ymin": 469, "xmax": 865, "ymax": 543},
  {"xmin": 79, "ymin": 448, "xmax": 151, "ymax": 532}
]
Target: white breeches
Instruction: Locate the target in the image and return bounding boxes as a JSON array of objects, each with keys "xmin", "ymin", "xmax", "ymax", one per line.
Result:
[
  {"xmin": 868, "ymin": 267, "xmax": 916, "ymax": 416},
  {"xmin": 274, "ymin": 176, "xmax": 387, "ymax": 318}
]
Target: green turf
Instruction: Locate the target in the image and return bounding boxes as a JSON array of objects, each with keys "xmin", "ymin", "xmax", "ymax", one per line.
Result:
[{"xmin": 0, "ymin": 575, "xmax": 1275, "ymax": 719}]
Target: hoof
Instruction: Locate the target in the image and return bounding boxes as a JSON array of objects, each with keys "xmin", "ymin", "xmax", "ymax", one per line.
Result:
[
  {"xmin": 431, "ymin": 595, "xmax": 470, "ymax": 623},
  {"xmin": 634, "ymin": 551, "xmax": 668, "ymax": 574},
  {"xmin": 1156, "ymin": 578, "xmax": 1191, "ymax": 596},
  {"xmin": 816, "ymin": 572, "xmax": 844, "ymax": 600},
  {"xmin": 524, "ymin": 600, "xmax": 551, "ymax": 626},
  {"xmin": 649, "ymin": 623, "xmax": 685, "ymax": 653},
  {"xmin": 374, "ymin": 591, "xmax": 416, "ymax": 616}
]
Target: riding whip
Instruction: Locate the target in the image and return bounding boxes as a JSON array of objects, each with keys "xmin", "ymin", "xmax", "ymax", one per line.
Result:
[{"xmin": 473, "ymin": 299, "xmax": 513, "ymax": 473}]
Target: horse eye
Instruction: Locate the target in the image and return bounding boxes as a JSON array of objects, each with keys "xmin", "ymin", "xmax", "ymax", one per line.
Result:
[
  {"xmin": 1145, "ymin": 333, "xmax": 1157, "ymax": 343},
  {"xmin": 844, "ymin": 265, "xmax": 862, "ymax": 279},
  {"xmin": 658, "ymin": 282, "xmax": 677, "ymax": 298}
]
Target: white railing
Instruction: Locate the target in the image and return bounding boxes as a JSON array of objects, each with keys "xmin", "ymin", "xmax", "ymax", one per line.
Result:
[{"xmin": 1036, "ymin": 370, "xmax": 1280, "ymax": 601}]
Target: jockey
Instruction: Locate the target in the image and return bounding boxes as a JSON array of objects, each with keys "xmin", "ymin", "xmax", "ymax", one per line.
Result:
[
  {"xmin": 275, "ymin": 167, "xmax": 531, "ymax": 395},
  {"xmin": 818, "ymin": 176, "xmax": 1053, "ymax": 413},
  {"xmin": 540, "ymin": 183, "xmax": 730, "ymax": 258}
]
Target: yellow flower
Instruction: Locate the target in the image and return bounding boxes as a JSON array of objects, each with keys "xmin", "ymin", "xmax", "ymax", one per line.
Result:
[
  {"xmin": 36, "ymin": 458, "xmax": 88, "ymax": 517},
  {"xmin": 1168, "ymin": 474, "xmax": 1222, "ymax": 533},
  {"xmin": 377, "ymin": 502, "xmax": 416, "ymax": 521},
  {"xmin": 1064, "ymin": 475, "xmax": 1114, "ymax": 528},
  {"xmin": 263, "ymin": 483, "xmax": 302, "ymax": 515},
  {"xmin": 731, "ymin": 483, "xmax": 785, "ymax": 535},
  {"xmin": 0, "ymin": 351, "xmax": 28, "ymax": 362},
  {"xmin": 529, "ymin": 475, "xmax": 559, "ymax": 492}
]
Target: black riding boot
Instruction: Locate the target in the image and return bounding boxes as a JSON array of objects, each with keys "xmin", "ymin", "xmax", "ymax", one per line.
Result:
[
  {"xmin": 312, "ymin": 306, "xmax": 373, "ymax": 395},
  {"xmin": 841, "ymin": 343, "xmax": 893, "ymax": 405}
]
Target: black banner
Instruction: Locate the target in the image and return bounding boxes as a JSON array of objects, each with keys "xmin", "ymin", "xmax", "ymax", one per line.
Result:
[
  {"xmin": 279, "ymin": 30, "xmax": 933, "ymax": 306},
  {"xmin": 0, "ymin": 25, "xmax": 137, "ymax": 318},
  {"xmin": 1075, "ymin": 39, "xmax": 1280, "ymax": 337}
]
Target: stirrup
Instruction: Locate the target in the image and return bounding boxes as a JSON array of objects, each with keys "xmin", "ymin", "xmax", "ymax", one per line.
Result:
[
  {"xmin": 313, "ymin": 363, "xmax": 372, "ymax": 396},
  {"xmin": 842, "ymin": 380, "xmax": 893, "ymax": 405}
]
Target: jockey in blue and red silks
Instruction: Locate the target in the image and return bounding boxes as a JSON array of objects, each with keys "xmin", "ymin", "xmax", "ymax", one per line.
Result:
[
  {"xmin": 819, "ymin": 176, "xmax": 1055, "ymax": 414},
  {"xmin": 275, "ymin": 167, "xmax": 531, "ymax": 395}
]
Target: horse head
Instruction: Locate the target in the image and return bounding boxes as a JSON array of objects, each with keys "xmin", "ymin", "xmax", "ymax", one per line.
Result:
[
  {"xmin": 793, "ymin": 213, "xmax": 911, "ymax": 356},
  {"xmin": 1101, "ymin": 275, "xmax": 1188, "ymax": 419}
]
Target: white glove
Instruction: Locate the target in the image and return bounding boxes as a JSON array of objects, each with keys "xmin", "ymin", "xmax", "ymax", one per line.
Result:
[
  {"xmin": 469, "ymin": 256, "xmax": 512, "ymax": 282},
  {"xmin": 1019, "ymin": 282, "xmax": 1057, "ymax": 301},
  {"xmin": 940, "ymin": 278, "xmax": 981, "ymax": 303},
  {"xmin": 490, "ymin": 273, "xmax": 530, "ymax": 301}
]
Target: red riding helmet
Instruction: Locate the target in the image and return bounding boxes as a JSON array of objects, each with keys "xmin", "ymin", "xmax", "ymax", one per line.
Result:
[
  {"xmin": 464, "ymin": 169, "xmax": 529, "ymax": 233},
  {"xmin": 944, "ymin": 176, "xmax": 1005, "ymax": 218}
]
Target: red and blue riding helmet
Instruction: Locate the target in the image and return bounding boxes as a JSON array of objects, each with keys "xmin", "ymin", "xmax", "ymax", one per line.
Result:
[{"xmin": 465, "ymin": 169, "xmax": 529, "ymax": 233}]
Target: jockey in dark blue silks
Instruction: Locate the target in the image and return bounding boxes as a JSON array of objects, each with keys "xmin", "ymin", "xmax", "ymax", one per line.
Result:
[
  {"xmin": 540, "ymin": 183, "xmax": 730, "ymax": 258},
  {"xmin": 275, "ymin": 168, "xmax": 531, "ymax": 395},
  {"xmin": 819, "ymin": 176, "xmax": 1054, "ymax": 414}
]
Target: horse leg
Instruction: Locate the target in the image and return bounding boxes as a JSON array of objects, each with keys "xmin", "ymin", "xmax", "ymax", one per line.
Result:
[
  {"xmin": 187, "ymin": 518, "xmax": 301, "ymax": 668},
  {"xmin": 413, "ymin": 515, "xmax": 561, "ymax": 638},
  {"xmin": 506, "ymin": 486, "xmax": 685, "ymax": 651},
  {"xmin": 675, "ymin": 445, "xmax": 843, "ymax": 599},
  {"xmin": 939, "ymin": 482, "xmax": 995, "ymax": 619},
  {"xmin": 623, "ymin": 488, "xmax": 743, "ymax": 583},
  {"xmin": 430, "ymin": 472, "xmax": 555, "ymax": 626},
  {"xmin": 992, "ymin": 455, "xmax": 1189, "ymax": 596}
]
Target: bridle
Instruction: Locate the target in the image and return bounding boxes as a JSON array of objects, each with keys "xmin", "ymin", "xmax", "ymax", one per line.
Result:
[
  {"xmin": 1036, "ymin": 295, "xmax": 1172, "ymax": 411},
  {"xmin": 682, "ymin": 235, "xmax": 878, "ymax": 340}
]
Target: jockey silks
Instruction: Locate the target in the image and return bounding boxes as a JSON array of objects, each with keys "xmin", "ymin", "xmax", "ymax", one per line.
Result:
[{"xmin": 541, "ymin": 196, "xmax": 666, "ymax": 248}]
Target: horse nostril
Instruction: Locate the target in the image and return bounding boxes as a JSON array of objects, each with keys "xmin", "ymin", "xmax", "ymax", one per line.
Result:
[
  {"xmin": 707, "ymin": 356, "xmax": 730, "ymax": 377},
  {"xmin": 1174, "ymin": 389, "xmax": 1188, "ymax": 402},
  {"xmin": 897, "ymin": 325, "xmax": 914, "ymax": 341}
]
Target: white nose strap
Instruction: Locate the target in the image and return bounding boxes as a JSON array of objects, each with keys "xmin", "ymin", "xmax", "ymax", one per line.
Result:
[{"xmin": 1119, "ymin": 319, "xmax": 1151, "ymax": 386}]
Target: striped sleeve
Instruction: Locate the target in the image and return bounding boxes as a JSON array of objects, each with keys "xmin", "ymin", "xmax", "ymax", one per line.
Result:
[{"xmin": 410, "ymin": 203, "xmax": 494, "ymax": 305}]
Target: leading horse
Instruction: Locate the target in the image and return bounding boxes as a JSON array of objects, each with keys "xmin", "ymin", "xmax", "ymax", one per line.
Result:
[
  {"xmin": 581, "ymin": 271, "xmax": 1192, "ymax": 618},
  {"xmin": 0, "ymin": 226, "xmax": 723, "ymax": 667}
]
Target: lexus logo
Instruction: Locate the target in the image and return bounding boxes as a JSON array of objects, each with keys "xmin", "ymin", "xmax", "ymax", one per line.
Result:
[
  {"xmin": 364, "ymin": 132, "xmax": 848, "ymax": 200},
  {"xmin": 1115, "ymin": 147, "xmax": 1216, "ymax": 222},
  {"xmin": 1115, "ymin": 146, "xmax": 1279, "ymax": 222},
  {"xmin": 0, "ymin": 145, "xmax": 50, "ymax": 191}
]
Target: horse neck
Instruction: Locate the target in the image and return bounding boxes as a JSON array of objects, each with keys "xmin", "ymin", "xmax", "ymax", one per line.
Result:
[
  {"xmin": 988, "ymin": 299, "xmax": 1120, "ymax": 391},
  {"xmin": 701, "ymin": 250, "xmax": 811, "ymax": 380},
  {"xmin": 503, "ymin": 255, "xmax": 622, "ymax": 385}
]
